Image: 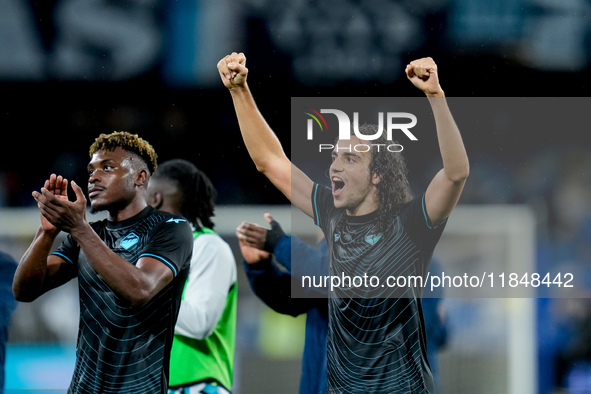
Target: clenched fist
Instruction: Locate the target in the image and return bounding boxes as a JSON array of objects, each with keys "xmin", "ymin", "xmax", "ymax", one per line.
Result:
[{"xmin": 405, "ymin": 57, "xmax": 444, "ymax": 97}]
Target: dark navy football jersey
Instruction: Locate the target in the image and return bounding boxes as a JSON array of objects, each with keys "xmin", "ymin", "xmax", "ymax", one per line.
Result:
[
  {"xmin": 312, "ymin": 184, "xmax": 446, "ymax": 394},
  {"xmin": 53, "ymin": 206, "xmax": 192, "ymax": 394}
]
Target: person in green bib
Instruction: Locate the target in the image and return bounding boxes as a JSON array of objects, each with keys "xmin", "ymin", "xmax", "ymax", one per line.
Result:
[{"xmin": 147, "ymin": 159, "xmax": 237, "ymax": 394}]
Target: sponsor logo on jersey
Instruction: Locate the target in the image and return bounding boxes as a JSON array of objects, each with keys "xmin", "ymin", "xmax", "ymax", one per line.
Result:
[
  {"xmin": 120, "ymin": 232, "xmax": 140, "ymax": 250},
  {"xmin": 166, "ymin": 218, "xmax": 187, "ymax": 224},
  {"xmin": 365, "ymin": 233, "xmax": 382, "ymax": 245}
]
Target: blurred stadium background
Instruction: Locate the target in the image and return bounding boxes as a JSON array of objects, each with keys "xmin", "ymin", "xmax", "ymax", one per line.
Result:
[{"xmin": 1, "ymin": 0, "xmax": 591, "ymax": 393}]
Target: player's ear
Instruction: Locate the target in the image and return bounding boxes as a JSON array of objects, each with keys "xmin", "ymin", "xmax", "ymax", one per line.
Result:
[
  {"xmin": 371, "ymin": 173, "xmax": 381, "ymax": 185},
  {"xmin": 147, "ymin": 190, "xmax": 162, "ymax": 209},
  {"xmin": 135, "ymin": 169, "xmax": 148, "ymax": 187}
]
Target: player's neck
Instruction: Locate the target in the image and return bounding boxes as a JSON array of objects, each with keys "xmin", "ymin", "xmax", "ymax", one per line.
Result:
[
  {"xmin": 345, "ymin": 186, "xmax": 379, "ymax": 216},
  {"xmin": 107, "ymin": 197, "xmax": 148, "ymax": 223},
  {"xmin": 346, "ymin": 199, "xmax": 379, "ymax": 217}
]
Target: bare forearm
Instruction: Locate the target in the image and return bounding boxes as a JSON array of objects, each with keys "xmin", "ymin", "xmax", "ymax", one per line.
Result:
[
  {"xmin": 13, "ymin": 227, "xmax": 57, "ymax": 301},
  {"xmin": 71, "ymin": 224, "xmax": 156, "ymax": 306},
  {"xmin": 428, "ymin": 96, "xmax": 469, "ymax": 182},
  {"xmin": 229, "ymin": 84, "xmax": 288, "ymax": 174}
]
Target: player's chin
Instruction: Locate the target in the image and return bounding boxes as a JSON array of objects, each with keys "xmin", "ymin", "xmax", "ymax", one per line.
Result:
[
  {"xmin": 89, "ymin": 200, "xmax": 107, "ymax": 214},
  {"xmin": 333, "ymin": 197, "xmax": 345, "ymax": 209}
]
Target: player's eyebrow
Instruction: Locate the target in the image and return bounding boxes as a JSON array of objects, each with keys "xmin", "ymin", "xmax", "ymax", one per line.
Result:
[
  {"xmin": 337, "ymin": 151, "xmax": 361, "ymax": 161},
  {"xmin": 332, "ymin": 150, "xmax": 361, "ymax": 157},
  {"xmin": 87, "ymin": 158, "xmax": 116, "ymax": 171}
]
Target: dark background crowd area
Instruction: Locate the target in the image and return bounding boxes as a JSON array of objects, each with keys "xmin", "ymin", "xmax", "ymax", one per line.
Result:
[{"xmin": 0, "ymin": 0, "xmax": 590, "ymax": 211}]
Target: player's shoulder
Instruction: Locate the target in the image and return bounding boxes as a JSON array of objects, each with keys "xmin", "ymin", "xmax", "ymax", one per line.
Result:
[
  {"xmin": 313, "ymin": 183, "xmax": 343, "ymax": 223},
  {"xmin": 314, "ymin": 183, "xmax": 332, "ymax": 198},
  {"xmin": 89, "ymin": 207, "xmax": 185, "ymax": 228},
  {"xmin": 393, "ymin": 193, "xmax": 425, "ymax": 228},
  {"xmin": 399, "ymin": 193, "xmax": 423, "ymax": 214},
  {"xmin": 150, "ymin": 208, "xmax": 188, "ymax": 225},
  {"xmin": 148, "ymin": 209, "xmax": 193, "ymax": 238}
]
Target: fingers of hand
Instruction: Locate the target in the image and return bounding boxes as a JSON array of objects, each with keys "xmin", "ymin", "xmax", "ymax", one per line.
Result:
[
  {"xmin": 250, "ymin": 228, "xmax": 267, "ymax": 243},
  {"xmin": 227, "ymin": 63, "xmax": 244, "ymax": 79},
  {"xmin": 410, "ymin": 65, "xmax": 429, "ymax": 80},
  {"xmin": 241, "ymin": 222, "xmax": 266, "ymax": 235},
  {"xmin": 236, "ymin": 232, "xmax": 247, "ymax": 244},
  {"xmin": 237, "ymin": 231, "xmax": 264, "ymax": 249},
  {"xmin": 217, "ymin": 60, "xmax": 230, "ymax": 81},
  {"xmin": 227, "ymin": 52, "xmax": 245, "ymax": 66},
  {"xmin": 38, "ymin": 203, "xmax": 56, "ymax": 220},
  {"xmin": 237, "ymin": 236, "xmax": 261, "ymax": 255},
  {"xmin": 217, "ymin": 54, "xmax": 237, "ymax": 80},
  {"xmin": 226, "ymin": 52, "xmax": 247, "ymax": 80},
  {"xmin": 236, "ymin": 229, "xmax": 255, "ymax": 242},
  {"xmin": 41, "ymin": 187, "xmax": 60, "ymax": 204},
  {"xmin": 36, "ymin": 188, "xmax": 51, "ymax": 205},
  {"xmin": 236, "ymin": 228, "xmax": 247, "ymax": 240},
  {"xmin": 225, "ymin": 53, "xmax": 239, "ymax": 80},
  {"xmin": 46, "ymin": 175, "xmax": 53, "ymax": 191},
  {"xmin": 408, "ymin": 58, "xmax": 437, "ymax": 80},
  {"xmin": 39, "ymin": 189, "xmax": 66, "ymax": 216},
  {"xmin": 37, "ymin": 187, "xmax": 80, "ymax": 220},
  {"xmin": 53, "ymin": 175, "xmax": 67, "ymax": 197},
  {"xmin": 405, "ymin": 63, "xmax": 415, "ymax": 78},
  {"xmin": 237, "ymin": 233, "xmax": 250, "ymax": 246},
  {"xmin": 71, "ymin": 181, "xmax": 86, "ymax": 204},
  {"xmin": 45, "ymin": 174, "xmax": 69, "ymax": 196},
  {"xmin": 237, "ymin": 222, "xmax": 253, "ymax": 234},
  {"xmin": 36, "ymin": 197, "xmax": 60, "ymax": 226},
  {"xmin": 35, "ymin": 186, "xmax": 62, "ymax": 209},
  {"xmin": 230, "ymin": 52, "xmax": 246, "ymax": 70},
  {"xmin": 39, "ymin": 210, "xmax": 58, "ymax": 228},
  {"xmin": 264, "ymin": 213, "xmax": 274, "ymax": 223},
  {"xmin": 244, "ymin": 232, "xmax": 263, "ymax": 245},
  {"xmin": 218, "ymin": 52, "xmax": 248, "ymax": 88},
  {"xmin": 54, "ymin": 175, "xmax": 62, "ymax": 193},
  {"xmin": 235, "ymin": 52, "xmax": 246, "ymax": 65},
  {"xmin": 58, "ymin": 176, "xmax": 68, "ymax": 196}
]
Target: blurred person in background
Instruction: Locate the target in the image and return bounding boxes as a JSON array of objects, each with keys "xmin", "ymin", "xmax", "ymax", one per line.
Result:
[
  {"xmin": 12, "ymin": 132, "xmax": 193, "ymax": 393},
  {"xmin": 147, "ymin": 159, "xmax": 237, "ymax": 394},
  {"xmin": 422, "ymin": 258, "xmax": 449, "ymax": 390},
  {"xmin": 0, "ymin": 251, "xmax": 18, "ymax": 394},
  {"xmin": 237, "ymin": 213, "xmax": 328, "ymax": 394}
]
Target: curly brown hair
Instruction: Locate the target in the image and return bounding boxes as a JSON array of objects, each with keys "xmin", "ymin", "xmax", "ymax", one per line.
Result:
[
  {"xmin": 89, "ymin": 131, "xmax": 158, "ymax": 174},
  {"xmin": 361, "ymin": 124, "xmax": 413, "ymax": 232}
]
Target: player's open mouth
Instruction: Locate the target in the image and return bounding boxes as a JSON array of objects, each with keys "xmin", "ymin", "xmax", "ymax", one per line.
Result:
[{"xmin": 332, "ymin": 176, "xmax": 344, "ymax": 196}]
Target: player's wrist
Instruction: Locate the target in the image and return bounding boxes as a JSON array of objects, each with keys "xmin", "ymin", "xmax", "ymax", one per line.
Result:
[
  {"xmin": 228, "ymin": 82, "xmax": 249, "ymax": 94},
  {"xmin": 246, "ymin": 256, "xmax": 270, "ymax": 265},
  {"xmin": 69, "ymin": 221, "xmax": 92, "ymax": 241},
  {"xmin": 426, "ymin": 89, "xmax": 445, "ymax": 98},
  {"xmin": 264, "ymin": 220, "xmax": 286, "ymax": 253},
  {"xmin": 40, "ymin": 226, "xmax": 60, "ymax": 238}
]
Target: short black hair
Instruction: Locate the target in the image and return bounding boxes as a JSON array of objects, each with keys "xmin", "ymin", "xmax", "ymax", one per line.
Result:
[{"xmin": 153, "ymin": 159, "xmax": 217, "ymax": 230}]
